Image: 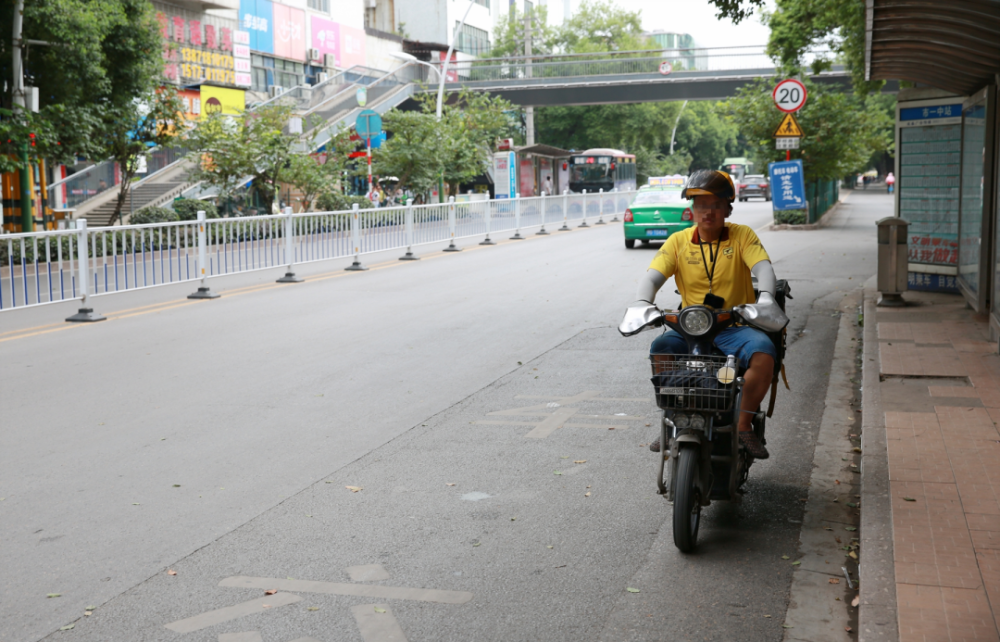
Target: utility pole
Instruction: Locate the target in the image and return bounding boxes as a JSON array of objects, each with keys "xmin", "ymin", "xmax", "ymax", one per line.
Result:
[
  {"xmin": 523, "ymin": 12, "xmax": 534, "ymax": 146},
  {"xmin": 12, "ymin": 0, "xmax": 33, "ymax": 232},
  {"xmin": 670, "ymin": 100, "xmax": 688, "ymax": 156}
]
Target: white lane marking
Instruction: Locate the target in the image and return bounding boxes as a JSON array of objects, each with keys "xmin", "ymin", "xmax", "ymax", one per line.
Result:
[
  {"xmin": 346, "ymin": 564, "xmax": 391, "ymax": 582},
  {"xmin": 352, "ymin": 604, "xmax": 408, "ymax": 642},
  {"xmin": 219, "ymin": 576, "xmax": 473, "ymax": 605},
  {"xmin": 165, "ymin": 592, "xmax": 301, "ymax": 633},
  {"xmin": 460, "ymin": 492, "xmax": 491, "ymax": 501},
  {"xmin": 219, "ymin": 633, "xmax": 264, "ymax": 642}
]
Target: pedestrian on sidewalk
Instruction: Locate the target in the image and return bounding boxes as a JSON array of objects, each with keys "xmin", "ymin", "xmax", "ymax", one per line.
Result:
[{"xmin": 886, "ymin": 172, "xmax": 895, "ymax": 193}]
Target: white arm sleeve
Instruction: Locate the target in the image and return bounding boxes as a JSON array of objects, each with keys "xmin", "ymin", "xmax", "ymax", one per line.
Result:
[
  {"xmin": 635, "ymin": 269, "xmax": 667, "ymax": 303},
  {"xmin": 751, "ymin": 260, "xmax": 776, "ymax": 298}
]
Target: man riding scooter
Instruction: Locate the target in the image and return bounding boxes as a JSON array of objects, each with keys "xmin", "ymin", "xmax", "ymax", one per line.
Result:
[{"xmin": 631, "ymin": 170, "xmax": 786, "ymax": 459}]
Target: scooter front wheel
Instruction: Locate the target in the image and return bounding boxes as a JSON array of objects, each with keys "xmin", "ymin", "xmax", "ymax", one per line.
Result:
[{"xmin": 673, "ymin": 446, "xmax": 702, "ymax": 553}]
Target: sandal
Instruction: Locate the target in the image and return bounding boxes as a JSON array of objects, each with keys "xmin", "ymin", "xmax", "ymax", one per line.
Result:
[{"xmin": 739, "ymin": 431, "xmax": 770, "ymax": 459}]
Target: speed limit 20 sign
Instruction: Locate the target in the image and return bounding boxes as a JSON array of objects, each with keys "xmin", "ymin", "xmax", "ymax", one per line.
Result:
[{"xmin": 773, "ymin": 79, "xmax": 807, "ymax": 113}]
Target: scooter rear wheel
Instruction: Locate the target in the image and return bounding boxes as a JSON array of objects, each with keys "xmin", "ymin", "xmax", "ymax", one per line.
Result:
[{"xmin": 673, "ymin": 446, "xmax": 702, "ymax": 553}]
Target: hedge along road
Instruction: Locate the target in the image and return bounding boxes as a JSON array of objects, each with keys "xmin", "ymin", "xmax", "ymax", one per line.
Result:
[{"xmin": 0, "ymin": 197, "xmax": 874, "ymax": 641}]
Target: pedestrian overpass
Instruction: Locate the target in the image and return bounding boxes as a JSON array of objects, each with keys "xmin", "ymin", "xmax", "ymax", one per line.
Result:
[{"xmin": 59, "ymin": 46, "xmax": 892, "ymax": 224}]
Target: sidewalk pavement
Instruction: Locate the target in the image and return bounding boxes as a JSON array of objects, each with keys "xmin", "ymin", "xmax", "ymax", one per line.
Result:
[{"xmin": 863, "ymin": 287, "xmax": 1000, "ymax": 642}]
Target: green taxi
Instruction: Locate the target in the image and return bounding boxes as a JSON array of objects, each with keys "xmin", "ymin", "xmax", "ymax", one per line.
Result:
[{"xmin": 623, "ymin": 176, "xmax": 693, "ymax": 248}]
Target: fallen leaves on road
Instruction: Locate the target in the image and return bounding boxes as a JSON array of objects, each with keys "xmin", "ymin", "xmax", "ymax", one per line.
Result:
[
  {"xmin": 84, "ymin": 611, "xmax": 92, "ymax": 616},
  {"xmin": 374, "ymin": 607, "xmax": 387, "ymax": 613},
  {"xmin": 584, "ymin": 492, "xmax": 591, "ymax": 497},
  {"xmin": 264, "ymin": 589, "xmax": 277, "ymax": 595},
  {"xmin": 307, "ymin": 607, "xmax": 320, "ymax": 611},
  {"xmin": 262, "ymin": 604, "xmax": 271, "ymax": 609},
  {"xmin": 59, "ymin": 625, "xmax": 74, "ymax": 631},
  {"xmin": 835, "ymin": 479, "xmax": 841, "ymax": 485},
  {"xmin": 172, "ymin": 484, "xmax": 181, "ymax": 488},
  {"xmin": 849, "ymin": 551, "xmax": 858, "ymax": 560},
  {"xmin": 781, "ymin": 555, "xmax": 790, "ymax": 560},
  {"xmin": 553, "ymin": 471, "xmax": 563, "ymax": 475},
  {"xmin": 446, "ymin": 483, "xmax": 456, "ymax": 487},
  {"xmin": 473, "ymin": 542, "xmax": 481, "ymax": 547},
  {"xmin": 846, "ymin": 626, "xmax": 853, "ymax": 633},
  {"xmin": 626, "ymin": 588, "xmax": 640, "ymax": 593},
  {"xmin": 824, "ymin": 527, "xmax": 833, "ymax": 531},
  {"xmin": 791, "ymin": 561, "xmax": 801, "ymax": 566},
  {"xmin": 851, "ymin": 595, "xmax": 860, "ymax": 607},
  {"xmin": 574, "ymin": 460, "xmax": 587, "ymax": 464},
  {"xmin": 902, "ymin": 497, "xmax": 916, "ymax": 502},
  {"xmin": 47, "ymin": 594, "xmax": 61, "ymax": 598},
  {"xmin": 763, "ymin": 615, "xmax": 771, "ymax": 618},
  {"xmin": 345, "ymin": 486, "xmax": 363, "ymax": 492},
  {"xmin": 845, "ymin": 526, "xmax": 857, "ymax": 531},
  {"xmin": 167, "ymin": 570, "xmax": 177, "ymax": 576},
  {"xmin": 829, "ymin": 578, "xmax": 840, "ymax": 584}
]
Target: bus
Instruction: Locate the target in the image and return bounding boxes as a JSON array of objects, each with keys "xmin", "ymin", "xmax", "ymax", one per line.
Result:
[
  {"xmin": 568, "ymin": 148, "xmax": 637, "ymax": 193},
  {"xmin": 720, "ymin": 157, "xmax": 754, "ymax": 182}
]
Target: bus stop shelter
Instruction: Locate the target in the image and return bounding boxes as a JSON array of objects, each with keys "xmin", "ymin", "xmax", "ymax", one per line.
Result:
[{"xmin": 866, "ymin": 0, "xmax": 1000, "ymax": 331}]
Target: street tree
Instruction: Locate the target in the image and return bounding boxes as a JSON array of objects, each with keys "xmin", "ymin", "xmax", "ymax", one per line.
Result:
[
  {"xmin": 488, "ymin": 6, "xmax": 558, "ymax": 58},
  {"xmin": 103, "ymin": 89, "xmax": 184, "ymax": 224},
  {"xmin": 721, "ymin": 77, "xmax": 893, "ymax": 180},
  {"xmin": 186, "ymin": 104, "xmax": 301, "ymax": 214},
  {"xmin": 281, "ymin": 125, "xmax": 358, "ymax": 211}
]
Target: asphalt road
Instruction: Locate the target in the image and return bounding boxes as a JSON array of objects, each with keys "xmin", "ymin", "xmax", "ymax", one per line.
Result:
[{"xmin": 0, "ymin": 193, "xmax": 887, "ymax": 642}]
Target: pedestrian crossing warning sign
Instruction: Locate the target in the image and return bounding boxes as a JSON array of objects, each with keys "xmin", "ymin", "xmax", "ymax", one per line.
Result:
[{"xmin": 774, "ymin": 113, "xmax": 804, "ymax": 137}]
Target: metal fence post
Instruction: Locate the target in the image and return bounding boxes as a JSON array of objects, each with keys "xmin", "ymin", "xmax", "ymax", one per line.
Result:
[
  {"xmin": 559, "ymin": 189, "xmax": 571, "ymax": 231},
  {"xmin": 277, "ymin": 206, "xmax": 303, "ymax": 282},
  {"xmin": 579, "ymin": 189, "xmax": 590, "ymax": 228},
  {"xmin": 611, "ymin": 188, "xmax": 620, "ymax": 222},
  {"xmin": 399, "ymin": 199, "xmax": 419, "ymax": 260},
  {"xmin": 188, "ymin": 210, "xmax": 220, "ymax": 299},
  {"xmin": 536, "ymin": 193, "xmax": 549, "ymax": 235},
  {"xmin": 480, "ymin": 197, "xmax": 496, "ymax": 245},
  {"xmin": 595, "ymin": 188, "xmax": 607, "ymax": 225},
  {"xmin": 510, "ymin": 194, "xmax": 524, "ymax": 240},
  {"xmin": 345, "ymin": 203, "xmax": 368, "ymax": 271},
  {"xmin": 443, "ymin": 196, "xmax": 462, "ymax": 252},
  {"xmin": 65, "ymin": 218, "xmax": 105, "ymax": 322}
]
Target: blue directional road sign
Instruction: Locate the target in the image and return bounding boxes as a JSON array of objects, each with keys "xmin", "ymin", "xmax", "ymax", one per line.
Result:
[
  {"xmin": 355, "ymin": 110, "xmax": 382, "ymax": 138},
  {"xmin": 767, "ymin": 159, "xmax": 806, "ymax": 211}
]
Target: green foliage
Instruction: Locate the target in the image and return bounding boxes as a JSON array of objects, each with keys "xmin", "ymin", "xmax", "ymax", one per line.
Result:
[
  {"xmin": 281, "ymin": 126, "xmax": 357, "ymax": 211},
  {"xmin": 129, "ymin": 206, "xmax": 177, "ymax": 225},
  {"xmin": 705, "ymin": 0, "xmax": 767, "ymax": 24},
  {"xmin": 186, "ymin": 104, "xmax": 302, "ymax": 212},
  {"xmin": 555, "ymin": 0, "xmax": 652, "ymax": 53},
  {"xmin": 765, "ymin": 0, "xmax": 878, "ymax": 95},
  {"xmin": 314, "ymin": 191, "xmax": 374, "ymax": 212},
  {"xmin": 0, "ymin": 0, "xmax": 168, "ymax": 170},
  {"xmin": 103, "ymin": 88, "xmax": 185, "ymax": 224},
  {"xmin": 489, "ymin": 6, "xmax": 558, "ymax": 57},
  {"xmin": 721, "ymin": 77, "xmax": 892, "ymax": 180},
  {"xmin": 634, "ymin": 147, "xmax": 694, "ymax": 184},
  {"xmin": 774, "ymin": 209, "xmax": 807, "ymax": 225},
  {"xmin": 373, "ymin": 89, "xmax": 516, "ymax": 196},
  {"xmin": 171, "ymin": 198, "xmax": 219, "ymax": 221}
]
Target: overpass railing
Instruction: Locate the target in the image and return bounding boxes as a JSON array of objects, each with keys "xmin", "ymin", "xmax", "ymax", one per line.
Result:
[
  {"xmin": 0, "ymin": 189, "xmax": 636, "ymax": 316},
  {"xmin": 450, "ymin": 45, "xmax": 834, "ymax": 83}
]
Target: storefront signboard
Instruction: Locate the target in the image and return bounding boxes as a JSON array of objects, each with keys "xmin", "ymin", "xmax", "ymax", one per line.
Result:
[
  {"xmin": 240, "ymin": 0, "xmax": 274, "ymax": 54},
  {"xmin": 154, "ymin": 2, "xmax": 239, "ymax": 88},
  {"xmin": 201, "ymin": 86, "xmax": 246, "ymax": 117},
  {"xmin": 233, "ymin": 29, "xmax": 252, "ymax": 86},
  {"xmin": 273, "ymin": 3, "xmax": 306, "ymax": 61}
]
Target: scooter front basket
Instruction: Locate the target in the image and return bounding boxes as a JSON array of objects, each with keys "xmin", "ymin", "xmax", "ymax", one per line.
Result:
[{"xmin": 650, "ymin": 354, "xmax": 736, "ymax": 411}]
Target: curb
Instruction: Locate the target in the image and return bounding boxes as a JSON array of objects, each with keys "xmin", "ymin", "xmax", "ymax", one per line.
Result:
[{"xmin": 859, "ymin": 285, "xmax": 899, "ymax": 642}]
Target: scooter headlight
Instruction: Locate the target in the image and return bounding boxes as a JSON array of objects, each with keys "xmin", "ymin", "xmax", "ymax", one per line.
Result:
[
  {"xmin": 679, "ymin": 307, "xmax": 712, "ymax": 336},
  {"xmin": 673, "ymin": 414, "xmax": 691, "ymax": 429},
  {"xmin": 689, "ymin": 414, "xmax": 706, "ymax": 430}
]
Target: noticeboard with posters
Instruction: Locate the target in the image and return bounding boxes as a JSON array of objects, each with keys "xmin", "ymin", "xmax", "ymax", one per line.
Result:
[{"xmin": 895, "ymin": 98, "xmax": 964, "ymax": 275}]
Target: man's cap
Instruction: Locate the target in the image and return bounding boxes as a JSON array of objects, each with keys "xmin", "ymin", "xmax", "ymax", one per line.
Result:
[{"xmin": 682, "ymin": 169, "xmax": 736, "ymax": 203}]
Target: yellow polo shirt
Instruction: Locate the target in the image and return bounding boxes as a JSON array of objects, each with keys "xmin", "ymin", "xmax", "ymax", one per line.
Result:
[{"xmin": 649, "ymin": 223, "xmax": 770, "ymax": 309}]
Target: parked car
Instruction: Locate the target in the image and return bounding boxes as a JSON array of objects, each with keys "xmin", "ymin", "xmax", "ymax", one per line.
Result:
[
  {"xmin": 738, "ymin": 175, "xmax": 771, "ymax": 201},
  {"xmin": 623, "ymin": 179, "xmax": 694, "ymax": 249}
]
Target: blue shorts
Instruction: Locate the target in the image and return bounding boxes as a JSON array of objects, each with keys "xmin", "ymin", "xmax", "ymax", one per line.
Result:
[{"xmin": 650, "ymin": 326, "xmax": 777, "ymax": 370}]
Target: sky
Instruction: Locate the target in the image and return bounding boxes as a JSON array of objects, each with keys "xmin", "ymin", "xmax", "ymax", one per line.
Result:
[{"xmin": 580, "ymin": 0, "xmax": 775, "ymax": 49}]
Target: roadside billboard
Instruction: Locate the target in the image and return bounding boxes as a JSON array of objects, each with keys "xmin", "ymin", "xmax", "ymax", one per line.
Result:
[
  {"xmin": 240, "ymin": 0, "xmax": 273, "ymax": 54},
  {"xmin": 200, "ymin": 86, "xmax": 246, "ymax": 117},
  {"xmin": 273, "ymin": 3, "xmax": 305, "ymax": 61}
]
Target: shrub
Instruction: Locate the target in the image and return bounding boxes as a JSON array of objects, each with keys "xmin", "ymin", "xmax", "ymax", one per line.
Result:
[
  {"xmin": 315, "ymin": 191, "xmax": 374, "ymax": 212},
  {"xmin": 128, "ymin": 206, "xmax": 178, "ymax": 225},
  {"xmin": 172, "ymin": 198, "xmax": 219, "ymax": 221},
  {"xmin": 774, "ymin": 209, "xmax": 807, "ymax": 225}
]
